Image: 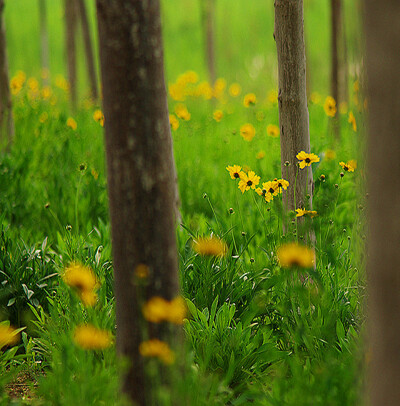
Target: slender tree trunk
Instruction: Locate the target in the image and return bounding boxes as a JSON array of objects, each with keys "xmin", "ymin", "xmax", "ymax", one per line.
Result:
[
  {"xmin": 364, "ymin": 1, "xmax": 400, "ymax": 405},
  {"xmin": 76, "ymin": 0, "xmax": 98, "ymax": 100},
  {"xmin": 0, "ymin": 0, "xmax": 14, "ymax": 150},
  {"xmin": 96, "ymin": 1, "xmax": 180, "ymax": 404},
  {"xmin": 202, "ymin": 0, "xmax": 216, "ymax": 84},
  {"xmin": 330, "ymin": 0, "xmax": 341, "ymax": 139},
  {"xmin": 65, "ymin": 0, "xmax": 78, "ymax": 109},
  {"xmin": 38, "ymin": 0, "xmax": 50, "ymax": 87},
  {"xmin": 340, "ymin": 1, "xmax": 348, "ymax": 105},
  {"xmin": 274, "ymin": 0, "xmax": 313, "ymax": 228}
]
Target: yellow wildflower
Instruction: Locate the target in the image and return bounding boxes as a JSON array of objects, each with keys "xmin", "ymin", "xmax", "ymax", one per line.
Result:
[
  {"xmin": 93, "ymin": 109, "xmax": 104, "ymax": 127},
  {"xmin": 229, "ymin": 83, "xmax": 241, "ymax": 97},
  {"xmin": 169, "ymin": 114, "xmax": 179, "ymax": 131},
  {"xmin": 73, "ymin": 324, "xmax": 112, "ymax": 350},
  {"xmin": 213, "ymin": 78, "xmax": 226, "ymax": 99},
  {"xmin": 295, "ymin": 208, "xmax": 318, "ymax": 218},
  {"xmin": 277, "ymin": 243, "xmax": 315, "ymax": 269},
  {"xmin": 91, "ymin": 168, "xmax": 99, "ymax": 180},
  {"xmin": 324, "ymin": 149, "xmax": 336, "ymax": 160},
  {"xmin": 256, "ymin": 150, "xmax": 266, "ymax": 160},
  {"xmin": 348, "ymin": 111, "xmax": 357, "ymax": 132},
  {"xmin": 243, "ymin": 93, "xmax": 257, "ymax": 107},
  {"xmin": 195, "ymin": 81, "xmax": 213, "ymax": 100},
  {"xmin": 166, "ymin": 297, "xmax": 187, "ymax": 325},
  {"xmin": 213, "ymin": 110, "xmax": 223, "ymax": 122},
  {"xmin": 174, "ymin": 104, "xmax": 191, "ymax": 121},
  {"xmin": 55, "ymin": 75, "xmax": 70, "ymax": 92},
  {"xmin": 266, "ymin": 124, "xmax": 279, "ymax": 138},
  {"xmin": 41, "ymin": 86, "xmax": 52, "ymax": 100},
  {"xmin": 67, "ymin": 117, "xmax": 77, "ymax": 130},
  {"xmin": 339, "ymin": 160, "xmax": 357, "ymax": 173},
  {"xmin": 226, "ymin": 165, "xmax": 244, "ymax": 180},
  {"xmin": 27, "ymin": 78, "xmax": 39, "ymax": 91},
  {"xmin": 193, "ymin": 236, "xmax": 228, "ymax": 257},
  {"xmin": 310, "ymin": 92, "xmax": 321, "ymax": 105},
  {"xmin": 139, "ymin": 339, "xmax": 175, "ymax": 365},
  {"xmin": 79, "ymin": 290, "xmax": 98, "ymax": 307},
  {"xmin": 240, "ymin": 123, "xmax": 256, "ymax": 141},
  {"xmin": 256, "ymin": 181, "xmax": 279, "ymax": 202},
  {"xmin": 169, "ymin": 83, "xmax": 186, "ymax": 101},
  {"xmin": 238, "ymin": 171, "xmax": 260, "ymax": 193},
  {"xmin": 0, "ymin": 324, "xmax": 20, "ymax": 349},
  {"xmin": 324, "ymin": 96, "xmax": 337, "ymax": 117},
  {"xmin": 275, "ymin": 178, "xmax": 289, "ymax": 192},
  {"xmin": 296, "ymin": 151, "xmax": 320, "ymax": 169},
  {"xmin": 142, "ymin": 296, "xmax": 170, "ymax": 323}
]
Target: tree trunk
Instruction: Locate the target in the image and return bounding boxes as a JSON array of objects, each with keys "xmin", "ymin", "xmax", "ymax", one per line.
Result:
[
  {"xmin": 274, "ymin": 0, "xmax": 313, "ymax": 227},
  {"xmin": 96, "ymin": 1, "xmax": 180, "ymax": 404},
  {"xmin": 330, "ymin": 0, "xmax": 341, "ymax": 139},
  {"xmin": 76, "ymin": 0, "xmax": 98, "ymax": 100},
  {"xmin": 202, "ymin": 0, "xmax": 216, "ymax": 84},
  {"xmin": 0, "ymin": 0, "xmax": 14, "ymax": 150},
  {"xmin": 38, "ymin": 0, "xmax": 50, "ymax": 87},
  {"xmin": 65, "ymin": 0, "xmax": 78, "ymax": 109},
  {"xmin": 364, "ymin": 1, "xmax": 400, "ymax": 405}
]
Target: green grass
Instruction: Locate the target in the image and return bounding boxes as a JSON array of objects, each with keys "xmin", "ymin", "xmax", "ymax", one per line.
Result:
[{"xmin": 0, "ymin": 1, "xmax": 366, "ymax": 405}]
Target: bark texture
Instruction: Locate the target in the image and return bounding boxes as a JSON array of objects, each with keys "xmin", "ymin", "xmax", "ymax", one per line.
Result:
[
  {"xmin": 364, "ymin": 1, "xmax": 400, "ymax": 404},
  {"xmin": 96, "ymin": 1, "xmax": 180, "ymax": 404},
  {"xmin": 330, "ymin": 0, "xmax": 341, "ymax": 138},
  {"xmin": 77, "ymin": 0, "xmax": 98, "ymax": 100},
  {"xmin": 202, "ymin": 0, "xmax": 216, "ymax": 84},
  {"xmin": 274, "ymin": 0, "xmax": 313, "ymax": 221},
  {"xmin": 0, "ymin": 0, "xmax": 14, "ymax": 149},
  {"xmin": 39, "ymin": 0, "xmax": 50, "ymax": 87},
  {"xmin": 65, "ymin": 0, "xmax": 78, "ymax": 109}
]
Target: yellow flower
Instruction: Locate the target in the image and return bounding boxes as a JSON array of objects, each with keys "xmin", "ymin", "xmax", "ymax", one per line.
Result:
[
  {"xmin": 339, "ymin": 160, "xmax": 357, "ymax": 172},
  {"xmin": 240, "ymin": 123, "xmax": 256, "ymax": 141},
  {"xmin": 139, "ymin": 339, "xmax": 175, "ymax": 365},
  {"xmin": 256, "ymin": 181, "xmax": 279, "ymax": 202},
  {"xmin": 195, "ymin": 81, "xmax": 213, "ymax": 100},
  {"xmin": 73, "ymin": 324, "xmax": 112, "ymax": 350},
  {"xmin": 266, "ymin": 124, "xmax": 279, "ymax": 138},
  {"xmin": 174, "ymin": 103, "xmax": 191, "ymax": 121},
  {"xmin": 213, "ymin": 110, "xmax": 223, "ymax": 122},
  {"xmin": 79, "ymin": 290, "xmax": 98, "ymax": 307},
  {"xmin": 169, "ymin": 83, "xmax": 186, "ymax": 101},
  {"xmin": 213, "ymin": 78, "xmax": 226, "ymax": 99},
  {"xmin": 10, "ymin": 77, "xmax": 23, "ymax": 95},
  {"xmin": 267, "ymin": 89, "xmax": 278, "ymax": 104},
  {"xmin": 142, "ymin": 296, "xmax": 170, "ymax": 323},
  {"xmin": 166, "ymin": 297, "xmax": 187, "ymax": 325},
  {"xmin": 310, "ymin": 92, "xmax": 321, "ymax": 105},
  {"xmin": 348, "ymin": 112, "xmax": 357, "ymax": 132},
  {"xmin": 169, "ymin": 114, "xmax": 179, "ymax": 131},
  {"xmin": 134, "ymin": 263, "xmax": 150, "ymax": 279},
  {"xmin": 27, "ymin": 77, "xmax": 39, "ymax": 91},
  {"xmin": 193, "ymin": 236, "xmax": 228, "ymax": 257},
  {"xmin": 324, "ymin": 96, "xmax": 337, "ymax": 117},
  {"xmin": 55, "ymin": 75, "xmax": 70, "ymax": 92},
  {"xmin": 0, "ymin": 324, "xmax": 20, "ymax": 349},
  {"xmin": 91, "ymin": 168, "xmax": 99, "ymax": 180},
  {"xmin": 275, "ymin": 178, "xmax": 289, "ymax": 192},
  {"xmin": 324, "ymin": 149, "xmax": 336, "ymax": 160},
  {"xmin": 238, "ymin": 171, "xmax": 260, "ymax": 193},
  {"xmin": 256, "ymin": 150, "xmax": 266, "ymax": 160},
  {"xmin": 277, "ymin": 243, "xmax": 315, "ymax": 268},
  {"xmin": 229, "ymin": 83, "xmax": 241, "ymax": 97},
  {"xmin": 93, "ymin": 109, "xmax": 104, "ymax": 127},
  {"xmin": 243, "ymin": 93, "xmax": 257, "ymax": 107},
  {"xmin": 41, "ymin": 86, "xmax": 52, "ymax": 100},
  {"xmin": 296, "ymin": 151, "xmax": 320, "ymax": 169},
  {"xmin": 67, "ymin": 117, "xmax": 77, "ymax": 130},
  {"xmin": 226, "ymin": 165, "xmax": 244, "ymax": 180},
  {"xmin": 295, "ymin": 208, "xmax": 318, "ymax": 218}
]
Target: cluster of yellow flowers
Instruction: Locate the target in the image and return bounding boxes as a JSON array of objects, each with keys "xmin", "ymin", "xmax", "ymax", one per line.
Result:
[
  {"xmin": 339, "ymin": 160, "xmax": 357, "ymax": 173},
  {"xmin": 192, "ymin": 236, "xmax": 228, "ymax": 257},
  {"xmin": 62, "ymin": 263, "xmax": 99, "ymax": 307},
  {"xmin": 296, "ymin": 208, "xmax": 318, "ymax": 218},
  {"xmin": 142, "ymin": 296, "xmax": 187, "ymax": 325}
]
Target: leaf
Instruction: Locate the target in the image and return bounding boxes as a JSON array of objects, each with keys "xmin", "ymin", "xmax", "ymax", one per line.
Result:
[
  {"xmin": 41, "ymin": 237, "xmax": 48, "ymax": 252},
  {"xmin": 7, "ymin": 297, "xmax": 15, "ymax": 306}
]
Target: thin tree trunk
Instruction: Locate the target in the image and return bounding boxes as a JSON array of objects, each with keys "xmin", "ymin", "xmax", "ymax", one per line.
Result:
[
  {"xmin": 76, "ymin": 0, "xmax": 98, "ymax": 100},
  {"xmin": 364, "ymin": 1, "xmax": 400, "ymax": 405},
  {"xmin": 65, "ymin": 0, "xmax": 78, "ymax": 109},
  {"xmin": 202, "ymin": 0, "xmax": 216, "ymax": 84},
  {"xmin": 0, "ymin": 0, "xmax": 14, "ymax": 150},
  {"xmin": 330, "ymin": 0, "xmax": 341, "ymax": 139},
  {"xmin": 340, "ymin": 0, "xmax": 348, "ymax": 105},
  {"xmin": 274, "ymin": 0, "xmax": 313, "ymax": 229},
  {"xmin": 96, "ymin": 1, "xmax": 180, "ymax": 404},
  {"xmin": 38, "ymin": 0, "xmax": 50, "ymax": 87}
]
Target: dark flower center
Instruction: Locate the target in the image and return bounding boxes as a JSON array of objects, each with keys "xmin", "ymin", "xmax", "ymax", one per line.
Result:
[
  {"xmin": 305, "ymin": 158, "xmax": 311, "ymax": 163},
  {"xmin": 344, "ymin": 165, "xmax": 349, "ymax": 171},
  {"xmin": 247, "ymin": 180, "xmax": 253, "ymax": 186},
  {"xmin": 269, "ymin": 188, "xmax": 275, "ymax": 193},
  {"xmin": 234, "ymin": 172, "xmax": 240, "ymax": 178},
  {"xmin": 262, "ymin": 189, "xmax": 266, "ymax": 196}
]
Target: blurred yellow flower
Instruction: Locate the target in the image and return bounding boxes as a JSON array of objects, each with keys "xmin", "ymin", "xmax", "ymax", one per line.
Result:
[
  {"xmin": 67, "ymin": 117, "xmax": 77, "ymax": 130},
  {"xmin": 324, "ymin": 96, "xmax": 337, "ymax": 117},
  {"xmin": 213, "ymin": 110, "xmax": 223, "ymax": 122},
  {"xmin": 192, "ymin": 236, "xmax": 228, "ymax": 257},
  {"xmin": 93, "ymin": 109, "xmax": 104, "ymax": 127},
  {"xmin": 324, "ymin": 149, "xmax": 336, "ymax": 160},
  {"xmin": 169, "ymin": 82, "xmax": 186, "ymax": 101},
  {"xmin": 195, "ymin": 81, "xmax": 213, "ymax": 100},
  {"xmin": 238, "ymin": 171, "xmax": 260, "ymax": 193},
  {"xmin": 243, "ymin": 93, "xmax": 257, "ymax": 107},
  {"xmin": 213, "ymin": 78, "xmax": 226, "ymax": 99},
  {"xmin": 296, "ymin": 151, "xmax": 320, "ymax": 169},
  {"xmin": 295, "ymin": 208, "xmax": 318, "ymax": 218},
  {"xmin": 0, "ymin": 324, "xmax": 20, "ymax": 349},
  {"xmin": 134, "ymin": 263, "xmax": 150, "ymax": 279},
  {"xmin": 167, "ymin": 297, "xmax": 187, "ymax": 325},
  {"xmin": 277, "ymin": 243, "xmax": 315, "ymax": 269},
  {"xmin": 226, "ymin": 164, "xmax": 244, "ymax": 180},
  {"xmin": 240, "ymin": 123, "xmax": 255, "ymax": 141},
  {"xmin": 339, "ymin": 160, "xmax": 357, "ymax": 172},
  {"xmin": 55, "ymin": 75, "xmax": 70, "ymax": 92},
  {"xmin": 139, "ymin": 339, "xmax": 175, "ymax": 365},
  {"xmin": 348, "ymin": 111, "xmax": 357, "ymax": 132},
  {"xmin": 275, "ymin": 178, "xmax": 289, "ymax": 192},
  {"xmin": 142, "ymin": 296, "xmax": 170, "ymax": 323},
  {"xmin": 266, "ymin": 124, "xmax": 279, "ymax": 138},
  {"xmin": 229, "ymin": 83, "xmax": 241, "ymax": 97},
  {"xmin": 256, "ymin": 150, "xmax": 266, "ymax": 160},
  {"xmin": 169, "ymin": 114, "xmax": 179, "ymax": 131},
  {"xmin": 73, "ymin": 324, "xmax": 112, "ymax": 350},
  {"xmin": 41, "ymin": 86, "xmax": 52, "ymax": 100},
  {"xmin": 310, "ymin": 92, "xmax": 321, "ymax": 105},
  {"xmin": 174, "ymin": 103, "xmax": 191, "ymax": 121}
]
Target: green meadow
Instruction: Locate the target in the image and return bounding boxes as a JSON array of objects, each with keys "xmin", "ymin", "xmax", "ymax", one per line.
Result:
[{"xmin": 0, "ymin": 1, "xmax": 366, "ymax": 404}]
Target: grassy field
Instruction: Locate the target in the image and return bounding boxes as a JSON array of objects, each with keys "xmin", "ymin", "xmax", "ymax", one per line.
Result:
[{"xmin": 0, "ymin": 1, "xmax": 366, "ymax": 404}]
